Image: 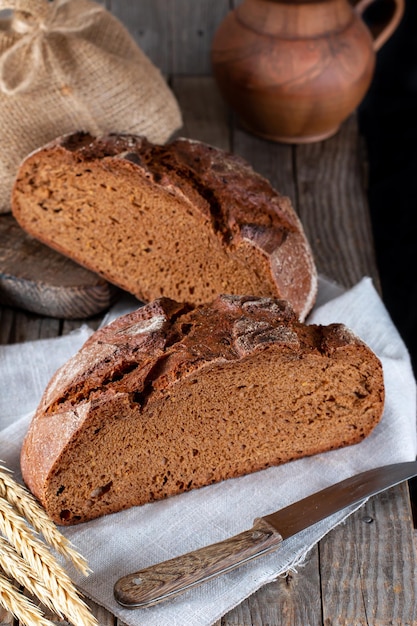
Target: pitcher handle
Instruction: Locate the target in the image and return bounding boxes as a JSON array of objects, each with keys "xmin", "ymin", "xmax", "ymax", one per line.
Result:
[{"xmin": 354, "ymin": 0, "xmax": 405, "ymax": 51}]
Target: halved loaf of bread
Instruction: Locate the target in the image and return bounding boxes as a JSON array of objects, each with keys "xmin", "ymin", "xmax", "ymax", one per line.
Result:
[
  {"xmin": 20, "ymin": 295, "xmax": 385, "ymax": 525},
  {"xmin": 12, "ymin": 133, "xmax": 317, "ymax": 320}
]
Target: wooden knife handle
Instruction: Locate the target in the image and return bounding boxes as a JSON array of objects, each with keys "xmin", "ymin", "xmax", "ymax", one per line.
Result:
[{"xmin": 114, "ymin": 518, "xmax": 282, "ymax": 608}]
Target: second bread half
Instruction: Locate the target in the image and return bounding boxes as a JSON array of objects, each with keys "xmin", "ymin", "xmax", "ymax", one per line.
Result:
[{"xmin": 12, "ymin": 133, "xmax": 317, "ymax": 320}]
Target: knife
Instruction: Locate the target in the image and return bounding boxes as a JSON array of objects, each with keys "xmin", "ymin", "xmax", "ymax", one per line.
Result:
[{"xmin": 114, "ymin": 461, "xmax": 417, "ymax": 609}]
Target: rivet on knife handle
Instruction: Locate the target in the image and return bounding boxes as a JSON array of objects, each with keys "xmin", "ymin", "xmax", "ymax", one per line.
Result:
[{"xmin": 114, "ymin": 518, "xmax": 282, "ymax": 608}]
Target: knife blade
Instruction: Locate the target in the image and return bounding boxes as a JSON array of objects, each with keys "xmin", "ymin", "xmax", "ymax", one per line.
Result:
[{"xmin": 114, "ymin": 461, "xmax": 417, "ymax": 609}]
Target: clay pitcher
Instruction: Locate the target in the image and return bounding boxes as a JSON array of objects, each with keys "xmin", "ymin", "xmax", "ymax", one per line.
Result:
[{"xmin": 211, "ymin": 0, "xmax": 404, "ymax": 143}]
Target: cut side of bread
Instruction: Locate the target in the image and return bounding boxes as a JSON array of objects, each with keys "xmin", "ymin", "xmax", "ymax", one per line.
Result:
[
  {"xmin": 20, "ymin": 295, "xmax": 385, "ymax": 525},
  {"xmin": 12, "ymin": 133, "xmax": 317, "ymax": 320}
]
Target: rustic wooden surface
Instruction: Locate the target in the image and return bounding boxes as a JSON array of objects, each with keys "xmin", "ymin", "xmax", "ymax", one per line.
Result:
[{"xmin": 0, "ymin": 2, "xmax": 416, "ymax": 625}]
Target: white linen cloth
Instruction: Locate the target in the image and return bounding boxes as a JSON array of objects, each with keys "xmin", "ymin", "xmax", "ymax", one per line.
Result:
[{"xmin": 0, "ymin": 276, "xmax": 416, "ymax": 626}]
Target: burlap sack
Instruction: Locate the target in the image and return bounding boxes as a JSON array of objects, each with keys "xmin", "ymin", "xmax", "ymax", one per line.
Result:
[{"xmin": 0, "ymin": 0, "xmax": 182, "ymax": 213}]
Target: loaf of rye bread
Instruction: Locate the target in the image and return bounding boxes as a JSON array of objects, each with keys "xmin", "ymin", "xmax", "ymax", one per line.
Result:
[
  {"xmin": 11, "ymin": 132, "xmax": 317, "ymax": 320},
  {"xmin": 20, "ymin": 294, "xmax": 385, "ymax": 525}
]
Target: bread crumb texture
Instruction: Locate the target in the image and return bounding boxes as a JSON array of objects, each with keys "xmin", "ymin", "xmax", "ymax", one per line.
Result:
[
  {"xmin": 20, "ymin": 295, "xmax": 385, "ymax": 525},
  {"xmin": 11, "ymin": 132, "xmax": 317, "ymax": 320}
]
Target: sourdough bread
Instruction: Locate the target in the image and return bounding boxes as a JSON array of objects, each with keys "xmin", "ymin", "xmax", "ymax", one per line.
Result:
[
  {"xmin": 11, "ymin": 133, "xmax": 317, "ymax": 320},
  {"xmin": 20, "ymin": 295, "xmax": 385, "ymax": 525}
]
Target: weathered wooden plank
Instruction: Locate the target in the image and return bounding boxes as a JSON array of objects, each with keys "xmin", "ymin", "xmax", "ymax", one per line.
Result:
[
  {"xmin": 320, "ymin": 483, "xmax": 417, "ymax": 625},
  {"xmin": 0, "ymin": 304, "xmax": 99, "ymax": 344},
  {"xmin": 106, "ymin": 0, "xmax": 172, "ymax": 74},
  {"xmin": 221, "ymin": 546, "xmax": 322, "ymax": 626},
  {"xmin": 105, "ymin": 0, "xmax": 230, "ymax": 76},
  {"xmin": 0, "ymin": 308, "xmax": 60, "ymax": 344},
  {"xmin": 170, "ymin": 0, "xmax": 230, "ymax": 75},
  {"xmin": 233, "ymin": 122, "xmax": 296, "ymax": 203},
  {"xmin": 294, "ymin": 114, "xmax": 381, "ymax": 290},
  {"xmin": 357, "ymin": 484, "xmax": 417, "ymax": 623},
  {"xmin": 320, "ymin": 517, "xmax": 371, "ymax": 624},
  {"xmin": 172, "ymin": 76, "xmax": 231, "ymax": 150}
]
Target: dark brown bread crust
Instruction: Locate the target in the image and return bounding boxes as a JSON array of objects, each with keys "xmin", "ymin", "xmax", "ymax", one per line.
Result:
[
  {"xmin": 20, "ymin": 295, "xmax": 384, "ymax": 525},
  {"xmin": 11, "ymin": 133, "xmax": 317, "ymax": 320}
]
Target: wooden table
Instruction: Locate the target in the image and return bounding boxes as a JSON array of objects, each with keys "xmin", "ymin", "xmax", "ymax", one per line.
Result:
[{"xmin": 1, "ymin": 2, "xmax": 417, "ymax": 624}]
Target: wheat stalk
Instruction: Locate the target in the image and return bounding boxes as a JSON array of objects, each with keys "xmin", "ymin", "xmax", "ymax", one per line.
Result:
[
  {"xmin": 0, "ymin": 570, "xmax": 56, "ymax": 626},
  {"xmin": 0, "ymin": 465, "xmax": 89, "ymax": 575},
  {"xmin": 0, "ymin": 536, "xmax": 63, "ymax": 617},
  {"xmin": 0, "ymin": 497, "xmax": 98, "ymax": 626}
]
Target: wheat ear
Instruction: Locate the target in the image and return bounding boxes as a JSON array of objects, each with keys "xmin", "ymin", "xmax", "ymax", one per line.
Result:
[
  {"xmin": 0, "ymin": 536, "xmax": 63, "ymax": 617},
  {"xmin": 0, "ymin": 570, "xmax": 56, "ymax": 626},
  {"xmin": 0, "ymin": 498, "xmax": 98, "ymax": 626},
  {"xmin": 0, "ymin": 465, "xmax": 89, "ymax": 575}
]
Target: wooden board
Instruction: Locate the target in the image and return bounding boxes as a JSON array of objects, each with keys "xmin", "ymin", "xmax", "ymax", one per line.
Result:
[{"xmin": 0, "ymin": 214, "xmax": 119, "ymax": 319}]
